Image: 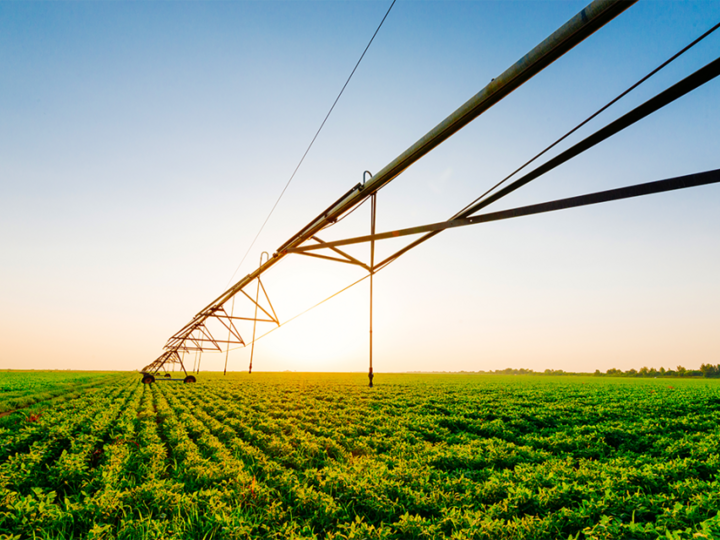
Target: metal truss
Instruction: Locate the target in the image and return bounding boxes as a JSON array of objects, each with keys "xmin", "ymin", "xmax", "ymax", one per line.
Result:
[
  {"xmin": 142, "ymin": 0, "xmax": 720, "ymax": 385},
  {"xmin": 142, "ymin": 269, "xmax": 279, "ymax": 382}
]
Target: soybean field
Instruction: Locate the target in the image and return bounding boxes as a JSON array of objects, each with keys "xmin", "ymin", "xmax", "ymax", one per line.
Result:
[{"xmin": 1, "ymin": 372, "xmax": 720, "ymax": 540}]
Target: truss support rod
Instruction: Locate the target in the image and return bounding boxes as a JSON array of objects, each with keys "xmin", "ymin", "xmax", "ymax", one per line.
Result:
[
  {"xmin": 369, "ymin": 191, "xmax": 376, "ymax": 388},
  {"xmin": 312, "ymin": 236, "xmax": 371, "ymax": 270},
  {"xmin": 287, "ymin": 169, "xmax": 720, "ymax": 252},
  {"xmin": 249, "ymin": 252, "xmax": 269, "ymax": 374},
  {"xmin": 293, "ymin": 250, "xmax": 369, "ymax": 268}
]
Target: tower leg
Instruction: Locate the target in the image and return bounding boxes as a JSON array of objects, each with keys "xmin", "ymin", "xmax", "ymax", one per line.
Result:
[
  {"xmin": 369, "ymin": 192, "xmax": 376, "ymax": 388},
  {"xmin": 224, "ymin": 295, "xmax": 236, "ymax": 376},
  {"xmin": 249, "ymin": 253, "xmax": 269, "ymax": 374},
  {"xmin": 249, "ymin": 278, "xmax": 260, "ymax": 374}
]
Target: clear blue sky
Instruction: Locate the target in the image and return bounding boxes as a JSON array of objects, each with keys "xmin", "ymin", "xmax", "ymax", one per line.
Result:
[{"xmin": 1, "ymin": 0, "xmax": 719, "ymax": 373}]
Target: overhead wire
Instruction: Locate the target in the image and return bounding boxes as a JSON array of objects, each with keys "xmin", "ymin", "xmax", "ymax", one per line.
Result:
[{"xmin": 225, "ymin": 0, "xmax": 397, "ymax": 289}]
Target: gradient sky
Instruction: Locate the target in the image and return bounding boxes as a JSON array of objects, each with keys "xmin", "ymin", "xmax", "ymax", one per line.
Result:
[{"xmin": 1, "ymin": 0, "xmax": 719, "ymax": 374}]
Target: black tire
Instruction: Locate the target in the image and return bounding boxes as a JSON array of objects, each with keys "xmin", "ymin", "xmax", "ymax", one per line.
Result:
[
  {"xmin": 142, "ymin": 375, "xmax": 155, "ymax": 384},
  {"xmin": 184, "ymin": 375, "xmax": 197, "ymax": 383},
  {"xmin": 164, "ymin": 373, "xmax": 171, "ymax": 378}
]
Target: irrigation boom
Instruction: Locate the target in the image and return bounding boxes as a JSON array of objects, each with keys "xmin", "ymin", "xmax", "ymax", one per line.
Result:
[{"xmin": 141, "ymin": 0, "xmax": 720, "ymax": 383}]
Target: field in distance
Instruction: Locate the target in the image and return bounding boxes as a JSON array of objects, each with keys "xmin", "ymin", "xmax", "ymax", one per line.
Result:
[{"xmin": 1, "ymin": 371, "xmax": 719, "ymax": 539}]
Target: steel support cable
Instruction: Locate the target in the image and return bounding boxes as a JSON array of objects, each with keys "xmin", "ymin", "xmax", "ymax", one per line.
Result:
[
  {"xmin": 461, "ymin": 55, "xmax": 720, "ymax": 217},
  {"xmin": 290, "ymin": 169, "xmax": 720, "ymax": 250},
  {"xmin": 372, "ymin": 53, "xmax": 720, "ymax": 272},
  {"xmin": 225, "ymin": 0, "xmax": 397, "ymax": 289},
  {"xmin": 456, "ymin": 19, "xmax": 720, "ymax": 218}
]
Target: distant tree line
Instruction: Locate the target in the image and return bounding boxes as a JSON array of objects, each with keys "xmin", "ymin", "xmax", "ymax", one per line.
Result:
[
  {"xmin": 484, "ymin": 364, "xmax": 720, "ymax": 378},
  {"xmin": 598, "ymin": 366, "xmax": 704, "ymax": 378},
  {"xmin": 699, "ymin": 363, "xmax": 720, "ymax": 378}
]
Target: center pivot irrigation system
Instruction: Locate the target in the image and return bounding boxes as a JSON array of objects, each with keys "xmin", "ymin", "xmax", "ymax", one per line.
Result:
[{"xmin": 141, "ymin": 0, "xmax": 720, "ymax": 385}]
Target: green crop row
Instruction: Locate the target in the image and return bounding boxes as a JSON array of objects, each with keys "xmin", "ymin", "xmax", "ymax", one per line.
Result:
[
  {"xmin": 0, "ymin": 373, "xmax": 718, "ymax": 539},
  {"xmin": 0, "ymin": 372, "xmax": 126, "ymax": 414}
]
